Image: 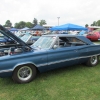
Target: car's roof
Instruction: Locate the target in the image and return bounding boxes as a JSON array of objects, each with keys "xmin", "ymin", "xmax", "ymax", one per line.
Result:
[{"xmin": 42, "ymin": 34, "xmax": 93, "ymax": 45}]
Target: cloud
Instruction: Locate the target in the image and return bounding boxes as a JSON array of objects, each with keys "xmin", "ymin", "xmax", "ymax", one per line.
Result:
[{"xmin": 0, "ymin": 0, "xmax": 100, "ymax": 27}]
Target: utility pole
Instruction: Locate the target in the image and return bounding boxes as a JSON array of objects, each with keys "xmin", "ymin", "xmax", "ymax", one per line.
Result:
[{"xmin": 57, "ymin": 17, "xmax": 60, "ymax": 26}]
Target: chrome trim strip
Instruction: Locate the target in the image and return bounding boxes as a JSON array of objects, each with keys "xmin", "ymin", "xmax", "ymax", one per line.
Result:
[
  {"xmin": 38, "ymin": 53, "xmax": 100, "ymax": 67},
  {"xmin": 0, "ymin": 69, "xmax": 13, "ymax": 73},
  {"xmin": 0, "ymin": 54, "xmax": 100, "ymax": 73}
]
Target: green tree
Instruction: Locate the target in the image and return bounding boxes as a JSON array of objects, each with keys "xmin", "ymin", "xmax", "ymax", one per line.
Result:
[
  {"xmin": 91, "ymin": 21, "xmax": 97, "ymax": 26},
  {"xmin": 96, "ymin": 20, "xmax": 100, "ymax": 26},
  {"xmin": 14, "ymin": 21, "xmax": 26, "ymax": 29},
  {"xmin": 39, "ymin": 20, "xmax": 47, "ymax": 26},
  {"xmin": 4, "ymin": 20, "xmax": 12, "ymax": 27},
  {"xmin": 25, "ymin": 22, "xmax": 33, "ymax": 28},
  {"xmin": 19, "ymin": 21, "xmax": 26, "ymax": 28},
  {"xmin": 14, "ymin": 23, "xmax": 19, "ymax": 28},
  {"xmin": 33, "ymin": 18, "xmax": 38, "ymax": 27},
  {"xmin": 85, "ymin": 24, "xmax": 88, "ymax": 27}
]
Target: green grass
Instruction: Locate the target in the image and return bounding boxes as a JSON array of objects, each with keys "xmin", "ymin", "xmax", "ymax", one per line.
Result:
[
  {"xmin": 93, "ymin": 41, "xmax": 100, "ymax": 44},
  {"xmin": 0, "ymin": 63, "xmax": 100, "ymax": 100}
]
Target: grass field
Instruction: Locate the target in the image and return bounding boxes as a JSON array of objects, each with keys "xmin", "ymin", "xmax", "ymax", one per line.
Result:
[
  {"xmin": 0, "ymin": 41, "xmax": 100, "ymax": 100},
  {"xmin": 0, "ymin": 64, "xmax": 100, "ymax": 100}
]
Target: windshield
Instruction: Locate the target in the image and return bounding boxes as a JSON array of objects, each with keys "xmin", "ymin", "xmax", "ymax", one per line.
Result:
[
  {"xmin": 32, "ymin": 36, "xmax": 56, "ymax": 49},
  {"xmin": 21, "ymin": 34, "xmax": 31, "ymax": 42}
]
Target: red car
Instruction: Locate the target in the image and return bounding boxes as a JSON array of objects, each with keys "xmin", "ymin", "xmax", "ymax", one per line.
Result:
[{"xmin": 86, "ymin": 32, "xmax": 100, "ymax": 41}]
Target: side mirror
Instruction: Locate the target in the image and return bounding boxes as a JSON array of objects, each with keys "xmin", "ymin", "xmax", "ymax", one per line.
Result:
[{"xmin": 53, "ymin": 45, "xmax": 58, "ymax": 49}]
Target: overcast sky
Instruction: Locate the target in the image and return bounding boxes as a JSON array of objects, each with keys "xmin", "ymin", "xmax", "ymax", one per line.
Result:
[{"xmin": 0, "ymin": 0, "xmax": 100, "ymax": 27}]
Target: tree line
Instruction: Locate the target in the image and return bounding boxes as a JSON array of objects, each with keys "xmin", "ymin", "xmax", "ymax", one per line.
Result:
[
  {"xmin": 3, "ymin": 18, "xmax": 47, "ymax": 29},
  {"xmin": 85, "ymin": 20, "xmax": 100, "ymax": 27}
]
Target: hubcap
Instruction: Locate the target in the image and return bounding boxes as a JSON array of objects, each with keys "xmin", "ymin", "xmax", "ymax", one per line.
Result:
[
  {"xmin": 17, "ymin": 66, "xmax": 32, "ymax": 81},
  {"xmin": 91, "ymin": 56, "xmax": 97, "ymax": 65}
]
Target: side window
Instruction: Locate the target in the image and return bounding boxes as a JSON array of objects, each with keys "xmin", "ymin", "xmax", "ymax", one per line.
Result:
[
  {"xmin": 59, "ymin": 37, "xmax": 70, "ymax": 47},
  {"xmin": 53, "ymin": 37, "xmax": 65, "ymax": 48},
  {"xmin": 67, "ymin": 37, "xmax": 84, "ymax": 43},
  {"xmin": 67, "ymin": 37, "xmax": 87, "ymax": 46}
]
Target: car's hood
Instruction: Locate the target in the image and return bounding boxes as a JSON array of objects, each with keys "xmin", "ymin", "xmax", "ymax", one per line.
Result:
[{"xmin": 0, "ymin": 25, "xmax": 32, "ymax": 50}]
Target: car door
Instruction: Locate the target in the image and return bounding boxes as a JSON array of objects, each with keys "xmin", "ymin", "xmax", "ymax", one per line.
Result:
[
  {"xmin": 47, "ymin": 46, "xmax": 80, "ymax": 71},
  {"xmin": 75, "ymin": 45, "xmax": 89, "ymax": 63}
]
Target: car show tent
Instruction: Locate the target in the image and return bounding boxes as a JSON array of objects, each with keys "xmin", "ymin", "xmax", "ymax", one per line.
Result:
[
  {"xmin": 21, "ymin": 27, "xmax": 30, "ymax": 31},
  {"xmin": 32, "ymin": 25, "xmax": 44, "ymax": 30},
  {"xmin": 50, "ymin": 23, "xmax": 88, "ymax": 31},
  {"xmin": 10, "ymin": 28, "xmax": 18, "ymax": 31}
]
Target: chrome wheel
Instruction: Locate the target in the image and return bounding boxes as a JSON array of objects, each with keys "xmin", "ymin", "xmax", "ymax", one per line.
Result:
[
  {"xmin": 12, "ymin": 64, "xmax": 37, "ymax": 83},
  {"xmin": 90, "ymin": 56, "xmax": 98, "ymax": 65},
  {"xmin": 86, "ymin": 55, "xmax": 99, "ymax": 67},
  {"xmin": 17, "ymin": 66, "xmax": 32, "ymax": 81}
]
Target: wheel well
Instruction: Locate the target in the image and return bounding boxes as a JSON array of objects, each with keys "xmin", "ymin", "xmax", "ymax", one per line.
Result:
[
  {"xmin": 27, "ymin": 63, "xmax": 40, "ymax": 73},
  {"xmin": 14, "ymin": 63, "xmax": 40, "ymax": 73}
]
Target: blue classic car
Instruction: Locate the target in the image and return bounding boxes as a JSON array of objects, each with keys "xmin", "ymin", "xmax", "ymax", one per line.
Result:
[
  {"xmin": 0, "ymin": 25, "xmax": 100, "ymax": 83},
  {"xmin": 0, "ymin": 34, "xmax": 15, "ymax": 45}
]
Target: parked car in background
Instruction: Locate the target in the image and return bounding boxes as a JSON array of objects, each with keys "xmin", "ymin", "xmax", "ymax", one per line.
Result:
[
  {"xmin": 20, "ymin": 33, "xmax": 40, "ymax": 45},
  {"xmin": 86, "ymin": 32, "xmax": 100, "ymax": 41},
  {"xmin": 77, "ymin": 30, "xmax": 88, "ymax": 36},
  {"xmin": 86, "ymin": 34, "xmax": 98, "ymax": 41},
  {"xmin": 15, "ymin": 31, "xmax": 25, "ymax": 38},
  {"xmin": 0, "ymin": 25, "xmax": 100, "ymax": 83},
  {"xmin": 0, "ymin": 33, "xmax": 15, "ymax": 45}
]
